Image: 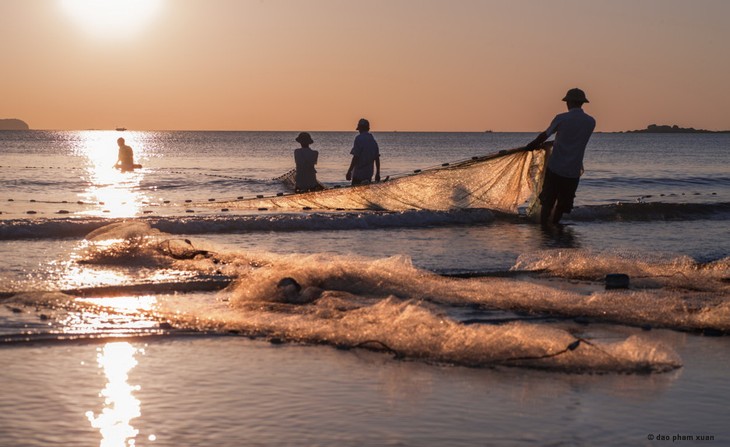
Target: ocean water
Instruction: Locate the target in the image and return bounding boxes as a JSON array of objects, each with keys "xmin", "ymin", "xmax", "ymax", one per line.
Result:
[{"xmin": 1, "ymin": 130, "xmax": 729, "ymax": 446}]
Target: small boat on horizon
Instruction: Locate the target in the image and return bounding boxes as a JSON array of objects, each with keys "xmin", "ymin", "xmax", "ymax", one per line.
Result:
[{"xmin": 116, "ymin": 127, "xmax": 127, "ymax": 131}]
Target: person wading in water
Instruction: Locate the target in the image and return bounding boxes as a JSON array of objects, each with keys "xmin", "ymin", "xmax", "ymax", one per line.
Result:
[{"xmin": 525, "ymin": 88, "xmax": 596, "ymax": 227}]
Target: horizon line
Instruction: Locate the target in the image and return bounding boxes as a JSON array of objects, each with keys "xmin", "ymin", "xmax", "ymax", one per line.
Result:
[{"xmin": 5, "ymin": 128, "xmax": 644, "ymax": 134}]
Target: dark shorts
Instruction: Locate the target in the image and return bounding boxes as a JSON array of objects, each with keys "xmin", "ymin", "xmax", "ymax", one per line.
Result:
[{"xmin": 539, "ymin": 168, "xmax": 580, "ymax": 213}]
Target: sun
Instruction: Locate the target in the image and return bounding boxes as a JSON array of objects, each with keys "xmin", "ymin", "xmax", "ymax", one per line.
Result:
[{"xmin": 60, "ymin": 0, "xmax": 164, "ymax": 39}]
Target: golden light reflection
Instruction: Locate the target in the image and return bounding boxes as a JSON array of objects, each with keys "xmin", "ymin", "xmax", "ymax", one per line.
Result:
[
  {"xmin": 57, "ymin": 258, "xmax": 189, "ymax": 292},
  {"xmin": 52, "ymin": 239, "xmax": 191, "ymax": 291},
  {"xmin": 57, "ymin": 261, "xmax": 132, "ymax": 290},
  {"xmin": 80, "ymin": 296, "xmax": 158, "ymax": 313},
  {"xmin": 72, "ymin": 131, "xmax": 150, "ymax": 218},
  {"xmin": 86, "ymin": 342, "xmax": 146, "ymax": 447},
  {"xmin": 62, "ymin": 294, "xmax": 161, "ymax": 336}
]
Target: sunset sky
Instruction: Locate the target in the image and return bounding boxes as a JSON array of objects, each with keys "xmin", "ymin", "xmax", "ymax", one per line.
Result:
[{"xmin": 2, "ymin": 0, "xmax": 729, "ymax": 132}]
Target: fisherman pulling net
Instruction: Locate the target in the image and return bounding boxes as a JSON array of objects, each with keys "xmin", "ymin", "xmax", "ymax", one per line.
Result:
[{"xmin": 205, "ymin": 144, "xmax": 550, "ymax": 215}]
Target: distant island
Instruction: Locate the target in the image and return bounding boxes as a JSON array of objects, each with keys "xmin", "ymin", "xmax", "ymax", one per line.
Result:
[
  {"xmin": 626, "ymin": 124, "xmax": 730, "ymax": 134},
  {"xmin": 0, "ymin": 118, "xmax": 30, "ymax": 130}
]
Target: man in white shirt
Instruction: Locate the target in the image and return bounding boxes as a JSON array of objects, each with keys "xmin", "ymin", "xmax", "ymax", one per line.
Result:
[
  {"xmin": 346, "ymin": 118, "xmax": 381, "ymax": 185},
  {"xmin": 525, "ymin": 88, "xmax": 596, "ymax": 226}
]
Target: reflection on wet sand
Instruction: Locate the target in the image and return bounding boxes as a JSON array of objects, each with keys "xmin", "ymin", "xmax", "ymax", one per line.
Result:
[{"xmin": 85, "ymin": 342, "xmax": 147, "ymax": 447}]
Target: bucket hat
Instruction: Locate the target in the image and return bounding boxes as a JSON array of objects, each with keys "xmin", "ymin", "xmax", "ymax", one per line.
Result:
[
  {"xmin": 295, "ymin": 132, "xmax": 314, "ymax": 145},
  {"xmin": 562, "ymin": 88, "xmax": 589, "ymax": 103}
]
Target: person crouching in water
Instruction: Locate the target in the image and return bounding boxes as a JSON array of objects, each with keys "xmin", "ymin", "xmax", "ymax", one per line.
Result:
[
  {"xmin": 346, "ymin": 118, "xmax": 380, "ymax": 185},
  {"xmin": 294, "ymin": 132, "xmax": 324, "ymax": 193},
  {"xmin": 114, "ymin": 137, "xmax": 136, "ymax": 172}
]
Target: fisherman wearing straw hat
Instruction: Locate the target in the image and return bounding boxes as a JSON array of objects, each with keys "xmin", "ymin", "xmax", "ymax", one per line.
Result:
[{"xmin": 525, "ymin": 88, "xmax": 596, "ymax": 226}]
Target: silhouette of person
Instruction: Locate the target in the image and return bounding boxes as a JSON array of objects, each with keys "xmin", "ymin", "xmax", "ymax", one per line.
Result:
[
  {"xmin": 114, "ymin": 137, "xmax": 136, "ymax": 172},
  {"xmin": 346, "ymin": 118, "xmax": 380, "ymax": 185},
  {"xmin": 293, "ymin": 132, "xmax": 324, "ymax": 193},
  {"xmin": 525, "ymin": 88, "xmax": 596, "ymax": 226}
]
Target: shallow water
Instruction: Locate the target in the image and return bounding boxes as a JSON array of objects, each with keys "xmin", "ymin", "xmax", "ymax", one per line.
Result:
[
  {"xmin": 1, "ymin": 130, "xmax": 729, "ymax": 445},
  {"xmin": 1, "ymin": 332, "xmax": 727, "ymax": 447}
]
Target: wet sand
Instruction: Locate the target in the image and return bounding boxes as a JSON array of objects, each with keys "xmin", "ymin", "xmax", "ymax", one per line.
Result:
[{"xmin": 1, "ymin": 329, "xmax": 728, "ymax": 446}]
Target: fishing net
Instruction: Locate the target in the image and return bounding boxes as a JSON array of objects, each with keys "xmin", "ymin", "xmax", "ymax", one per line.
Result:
[
  {"xmin": 272, "ymin": 169, "xmax": 327, "ymax": 192},
  {"xmin": 272, "ymin": 169, "xmax": 297, "ymax": 190},
  {"xmin": 207, "ymin": 146, "xmax": 548, "ymax": 214}
]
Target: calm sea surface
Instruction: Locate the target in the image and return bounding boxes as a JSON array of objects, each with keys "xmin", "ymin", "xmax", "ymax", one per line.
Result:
[{"xmin": 1, "ymin": 130, "xmax": 729, "ymax": 446}]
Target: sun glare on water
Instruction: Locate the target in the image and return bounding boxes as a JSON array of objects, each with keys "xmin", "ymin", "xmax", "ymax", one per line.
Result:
[
  {"xmin": 71, "ymin": 131, "xmax": 150, "ymax": 218},
  {"xmin": 60, "ymin": 0, "xmax": 164, "ymax": 38}
]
